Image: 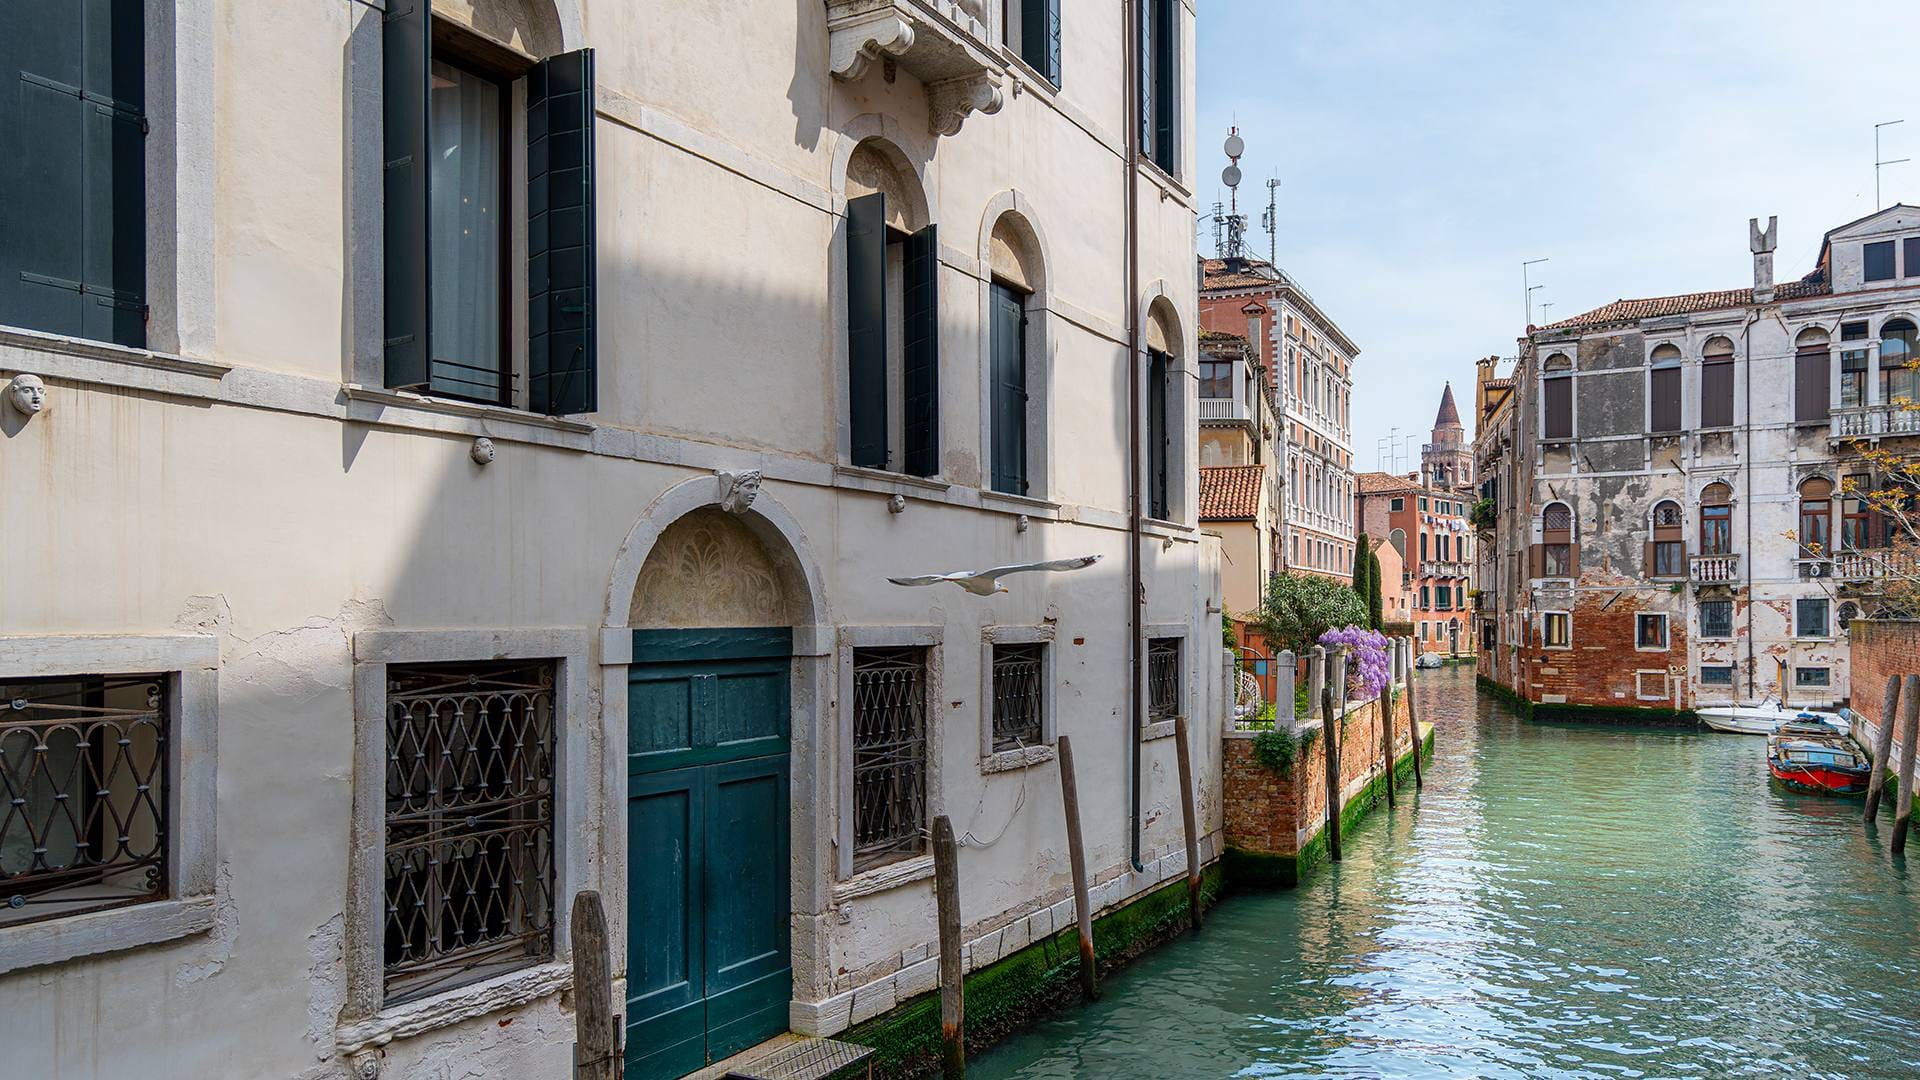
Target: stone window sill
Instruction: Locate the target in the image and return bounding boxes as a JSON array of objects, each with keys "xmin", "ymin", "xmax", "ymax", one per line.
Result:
[
  {"xmin": 0, "ymin": 894, "xmax": 217, "ymax": 976},
  {"xmin": 832, "ymin": 854, "xmax": 936, "ymax": 904},
  {"xmin": 342, "ymin": 384, "xmax": 596, "ymax": 450},
  {"xmin": 1141, "ymin": 718, "xmax": 1178, "ymax": 741},
  {"xmin": 335, "ymin": 961, "xmax": 573, "ymax": 1055},
  {"xmin": 981, "ymin": 744, "xmax": 1054, "ymax": 774}
]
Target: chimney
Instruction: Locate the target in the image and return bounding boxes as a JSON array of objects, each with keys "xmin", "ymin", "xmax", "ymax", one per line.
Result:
[{"xmin": 1751, "ymin": 215, "xmax": 1778, "ymax": 303}]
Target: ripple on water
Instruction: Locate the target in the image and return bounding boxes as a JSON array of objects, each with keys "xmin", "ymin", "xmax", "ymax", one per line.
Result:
[{"xmin": 972, "ymin": 668, "xmax": 1920, "ymax": 1079}]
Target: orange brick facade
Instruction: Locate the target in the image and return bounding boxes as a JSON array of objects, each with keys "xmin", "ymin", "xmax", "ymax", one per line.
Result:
[
  {"xmin": 1224, "ymin": 687, "xmax": 1415, "ymax": 861},
  {"xmin": 1847, "ymin": 620, "xmax": 1920, "ymax": 738},
  {"xmin": 1518, "ymin": 587, "xmax": 1692, "ymax": 710}
]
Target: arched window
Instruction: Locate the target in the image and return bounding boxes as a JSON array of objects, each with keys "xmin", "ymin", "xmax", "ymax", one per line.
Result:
[
  {"xmin": 844, "ymin": 138, "xmax": 937, "ymax": 475},
  {"xmin": 1649, "ymin": 344, "xmax": 1683, "ymax": 433},
  {"xmin": 1542, "ymin": 353, "xmax": 1573, "ymax": 439},
  {"xmin": 1145, "ymin": 298, "xmax": 1184, "ymax": 521},
  {"xmin": 1882, "ymin": 318, "xmax": 1918, "ymax": 405},
  {"xmin": 985, "ymin": 210, "xmax": 1047, "ymax": 496},
  {"xmin": 1798, "ymin": 477, "xmax": 1833, "ymax": 557},
  {"xmin": 1539, "ymin": 501, "xmax": 1575, "ymax": 577},
  {"xmin": 1700, "ymin": 337, "xmax": 1735, "ymax": 427},
  {"xmin": 1699, "ymin": 482, "xmax": 1733, "ymax": 555},
  {"xmin": 1649, "ymin": 499, "xmax": 1684, "ymax": 577},
  {"xmin": 1795, "ymin": 327, "xmax": 1832, "ymax": 422}
]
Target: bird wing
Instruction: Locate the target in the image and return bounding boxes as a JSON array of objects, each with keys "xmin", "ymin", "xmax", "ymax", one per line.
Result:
[
  {"xmin": 974, "ymin": 554, "xmax": 1102, "ymax": 579},
  {"xmin": 887, "ymin": 574, "xmax": 959, "ymax": 587}
]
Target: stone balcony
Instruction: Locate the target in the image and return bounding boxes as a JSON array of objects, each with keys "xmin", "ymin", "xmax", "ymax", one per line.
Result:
[
  {"xmin": 1833, "ymin": 549, "xmax": 1919, "ymax": 582},
  {"xmin": 1831, "ymin": 404, "xmax": 1920, "ymax": 440},
  {"xmin": 1690, "ymin": 553, "xmax": 1740, "ymax": 584},
  {"xmin": 826, "ymin": 0, "xmax": 1006, "ymax": 136}
]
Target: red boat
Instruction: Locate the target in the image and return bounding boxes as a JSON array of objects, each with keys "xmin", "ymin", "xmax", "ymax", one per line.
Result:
[{"xmin": 1766, "ymin": 721, "xmax": 1871, "ymax": 796}]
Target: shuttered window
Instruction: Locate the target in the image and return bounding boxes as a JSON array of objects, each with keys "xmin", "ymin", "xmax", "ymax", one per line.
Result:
[
  {"xmin": 1700, "ymin": 359, "xmax": 1734, "ymax": 427},
  {"xmin": 1794, "ymin": 346, "xmax": 1828, "ymax": 423},
  {"xmin": 1018, "ymin": 0, "xmax": 1062, "ymax": 86},
  {"xmin": 0, "ymin": 0, "xmax": 147, "ymax": 347},
  {"xmin": 1138, "ymin": 0, "xmax": 1178, "ymax": 175},
  {"xmin": 989, "ymin": 282, "xmax": 1028, "ymax": 495},
  {"xmin": 1542, "ymin": 375, "xmax": 1572, "ymax": 439},
  {"xmin": 845, "ymin": 192, "xmax": 939, "ymax": 476},
  {"xmin": 382, "ymin": 11, "xmax": 598, "ymax": 413},
  {"xmin": 1864, "ymin": 240, "xmax": 1896, "ymax": 282},
  {"xmin": 1906, "ymin": 237, "xmax": 1920, "ymax": 279},
  {"xmin": 1649, "ymin": 366, "xmax": 1681, "ymax": 432},
  {"xmin": 1147, "ymin": 348, "xmax": 1170, "ymax": 520}
]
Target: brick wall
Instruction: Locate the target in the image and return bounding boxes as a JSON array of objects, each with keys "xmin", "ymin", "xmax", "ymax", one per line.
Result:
[
  {"xmin": 1848, "ymin": 619, "xmax": 1920, "ymax": 740},
  {"xmin": 1516, "ymin": 586, "xmax": 1689, "ymax": 710},
  {"xmin": 1223, "ymin": 685, "xmax": 1414, "ymax": 859}
]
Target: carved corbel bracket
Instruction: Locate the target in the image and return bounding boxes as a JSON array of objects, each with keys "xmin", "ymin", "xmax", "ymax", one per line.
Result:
[
  {"xmin": 829, "ymin": 13, "xmax": 915, "ymax": 82},
  {"xmin": 927, "ymin": 72, "xmax": 1003, "ymax": 137},
  {"xmin": 717, "ymin": 468, "xmax": 764, "ymax": 514}
]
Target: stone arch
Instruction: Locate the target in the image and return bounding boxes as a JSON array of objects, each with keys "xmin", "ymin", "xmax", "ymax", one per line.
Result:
[
  {"xmin": 977, "ymin": 191, "xmax": 1055, "ymax": 497},
  {"xmin": 431, "ymin": 0, "xmax": 574, "ymax": 56},
  {"xmin": 1795, "ymin": 325, "xmax": 1831, "ymax": 348},
  {"xmin": 978, "ymin": 192, "xmax": 1052, "ymax": 298},
  {"xmin": 830, "ymin": 115, "xmax": 935, "ymax": 227},
  {"xmin": 1142, "ymin": 287, "xmax": 1189, "ymax": 522},
  {"xmin": 603, "ymin": 475, "xmax": 828, "ymax": 633}
]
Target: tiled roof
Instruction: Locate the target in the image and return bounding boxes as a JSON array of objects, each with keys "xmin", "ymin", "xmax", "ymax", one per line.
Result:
[
  {"xmin": 1198, "ymin": 464, "xmax": 1263, "ymax": 520},
  {"xmin": 1542, "ymin": 269, "xmax": 1830, "ymax": 332},
  {"xmin": 1199, "ymin": 329, "xmax": 1248, "ymax": 348},
  {"xmin": 1357, "ymin": 471, "xmax": 1420, "ymax": 495},
  {"xmin": 1200, "ymin": 258, "xmax": 1280, "ymax": 289}
]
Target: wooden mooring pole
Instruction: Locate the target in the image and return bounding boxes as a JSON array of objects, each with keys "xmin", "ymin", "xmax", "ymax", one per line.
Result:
[
  {"xmin": 570, "ymin": 891, "xmax": 620, "ymax": 1080},
  {"xmin": 1173, "ymin": 714, "xmax": 1202, "ymax": 931},
  {"xmin": 933, "ymin": 815, "xmax": 966, "ymax": 1079},
  {"xmin": 1891, "ymin": 676, "xmax": 1920, "ymax": 856},
  {"xmin": 1055, "ymin": 735, "xmax": 1098, "ymax": 999},
  {"xmin": 1380, "ymin": 647, "xmax": 1397, "ymax": 809},
  {"xmin": 1864, "ymin": 674, "xmax": 1903, "ymax": 824},
  {"xmin": 1322, "ymin": 647, "xmax": 1344, "ymax": 863},
  {"xmin": 1404, "ymin": 638, "xmax": 1424, "ymax": 790}
]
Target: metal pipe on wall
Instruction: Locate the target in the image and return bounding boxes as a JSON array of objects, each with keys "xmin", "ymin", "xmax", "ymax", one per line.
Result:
[{"xmin": 1123, "ymin": 0, "xmax": 1145, "ymax": 873}]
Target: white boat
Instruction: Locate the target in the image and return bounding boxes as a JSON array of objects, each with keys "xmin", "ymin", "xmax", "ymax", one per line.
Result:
[{"xmin": 1697, "ymin": 697, "xmax": 1848, "ymax": 737}]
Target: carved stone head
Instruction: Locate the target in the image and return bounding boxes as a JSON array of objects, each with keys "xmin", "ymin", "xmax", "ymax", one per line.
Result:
[
  {"xmin": 718, "ymin": 469, "xmax": 764, "ymax": 514},
  {"xmin": 469, "ymin": 436, "xmax": 495, "ymax": 465},
  {"xmin": 6, "ymin": 373, "xmax": 45, "ymax": 416}
]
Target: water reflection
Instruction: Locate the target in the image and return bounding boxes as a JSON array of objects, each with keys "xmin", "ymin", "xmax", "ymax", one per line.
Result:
[{"xmin": 974, "ymin": 667, "xmax": 1920, "ymax": 1079}]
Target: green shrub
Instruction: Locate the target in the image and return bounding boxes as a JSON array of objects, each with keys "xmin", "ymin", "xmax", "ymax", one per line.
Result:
[{"xmin": 1252, "ymin": 727, "xmax": 1297, "ymax": 773}]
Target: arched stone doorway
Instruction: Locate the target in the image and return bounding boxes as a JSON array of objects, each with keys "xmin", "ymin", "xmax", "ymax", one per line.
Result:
[{"xmin": 603, "ymin": 478, "xmax": 830, "ymax": 1078}]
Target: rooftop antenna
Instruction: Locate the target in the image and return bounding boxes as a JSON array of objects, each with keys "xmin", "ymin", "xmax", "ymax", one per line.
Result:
[
  {"xmin": 1538, "ymin": 301, "xmax": 1555, "ymax": 324},
  {"xmin": 1876, "ymin": 119, "xmax": 1907, "ymax": 209},
  {"xmin": 1522, "ymin": 257, "xmax": 1549, "ymax": 326},
  {"xmin": 1262, "ymin": 175, "xmax": 1281, "ymax": 269},
  {"xmin": 1220, "ymin": 128, "xmax": 1247, "ymax": 268},
  {"xmin": 1209, "ymin": 200, "xmax": 1226, "ymax": 259}
]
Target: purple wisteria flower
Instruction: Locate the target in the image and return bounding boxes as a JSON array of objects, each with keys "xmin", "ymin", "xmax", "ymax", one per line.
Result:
[{"xmin": 1318, "ymin": 625, "xmax": 1391, "ymax": 702}]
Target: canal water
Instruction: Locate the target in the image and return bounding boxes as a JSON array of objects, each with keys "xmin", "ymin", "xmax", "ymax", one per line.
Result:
[{"xmin": 974, "ymin": 666, "xmax": 1920, "ymax": 1078}]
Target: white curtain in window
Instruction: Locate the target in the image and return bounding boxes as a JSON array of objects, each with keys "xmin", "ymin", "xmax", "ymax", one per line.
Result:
[{"xmin": 429, "ymin": 61, "xmax": 504, "ymax": 401}]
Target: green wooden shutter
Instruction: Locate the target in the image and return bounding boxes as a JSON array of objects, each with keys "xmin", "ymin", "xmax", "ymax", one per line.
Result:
[
  {"xmin": 1153, "ymin": 0, "xmax": 1178, "ymax": 175},
  {"xmin": 528, "ymin": 48, "xmax": 597, "ymax": 415},
  {"xmin": 990, "ymin": 283, "xmax": 1028, "ymax": 495},
  {"xmin": 381, "ymin": 1, "xmax": 432, "ymax": 390},
  {"xmin": 1148, "ymin": 348, "xmax": 1169, "ymax": 519},
  {"xmin": 846, "ymin": 193, "xmax": 888, "ymax": 468},
  {"xmin": 1136, "ymin": 0, "xmax": 1155, "ymax": 162},
  {"xmin": 0, "ymin": 0, "xmax": 146, "ymax": 348},
  {"xmin": 1021, "ymin": 0, "xmax": 1061, "ymax": 85},
  {"xmin": 903, "ymin": 223, "xmax": 940, "ymax": 477}
]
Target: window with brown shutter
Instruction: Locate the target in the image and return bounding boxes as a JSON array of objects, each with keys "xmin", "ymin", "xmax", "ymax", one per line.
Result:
[
  {"xmin": 1542, "ymin": 502, "xmax": 1574, "ymax": 577},
  {"xmin": 1700, "ymin": 360, "xmax": 1734, "ymax": 426},
  {"xmin": 1648, "ymin": 344, "xmax": 1682, "ymax": 433},
  {"xmin": 1543, "ymin": 376, "xmax": 1572, "ymax": 439},
  {"xmin": 1648, "ymin": 500, "xmax": 1684, "ymax": 577},
  {"xmin": 1794, "ymin": 346, "xmax": 1829, "ymax": 423}
]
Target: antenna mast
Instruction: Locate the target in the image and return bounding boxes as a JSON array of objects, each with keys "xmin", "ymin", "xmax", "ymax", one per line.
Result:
[
  {"xmin": 1262, "ymin": 175, "xmax": 1280, "ymax": 269},
  {"xmin": 1220, "ymin": 128, "xmax": 1246, "ymax": 266}
]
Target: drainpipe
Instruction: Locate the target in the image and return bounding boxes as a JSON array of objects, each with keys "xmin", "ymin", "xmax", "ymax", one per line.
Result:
[
  {"xmin": 1123, "ymin": 0, "xmax": 1145, "ymax": 872},
  {"xmin": 1742, "ymin": 308, "xmax": 1760, "ymax": 699}
]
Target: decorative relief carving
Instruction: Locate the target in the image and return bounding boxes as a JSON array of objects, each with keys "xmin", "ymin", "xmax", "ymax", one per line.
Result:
[
  {"xmin": 928, "ymin": 73, "xmax": 1003, "ymax": 137},
  {"xmin": 717, "ymin": 469, "xmax": 763, "ymax": 514},
  {"xmin": 631, "ymin": 509, "xmax": 789, "ymax": 628},
  {"xmin": 828, "ymin": 12, "xmax": 914, "ymax": 82}
]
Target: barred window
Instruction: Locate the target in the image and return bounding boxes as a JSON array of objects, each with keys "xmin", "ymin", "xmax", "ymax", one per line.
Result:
[
  {"xmin": 1699, "ymin": 599, "xmax": 1733, "ymax": 640},
  {"xmin": 990, "ymin": 643, "xmax": 1045, "ymax": 752},
  {"xmin": 851, "ymin": 648, "xmax": 928, "ymax": 873},
  {"xmin": 1147, "ymin": 637, "xmax": 1181, "ymax": 721},
  {"xmin": 1700, "ymin": 665, "xmax": 1735, "ymax": 687},
  {"xmin": 1795, "ymin": 667, "xmax": 1831, "ymax": 688},
  {"xmin": 0, "ymin": 674, "xmax": 168, "ymax": 926},
  {"xmin": 384, "ymin": 661, "xmax": 555, "ymax": 1004}
]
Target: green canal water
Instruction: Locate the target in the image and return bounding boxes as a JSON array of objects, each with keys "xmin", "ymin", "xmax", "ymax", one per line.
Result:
[{"xmin": 974, "ymin": 666, "xmax": 1920, "ymax": 1078}]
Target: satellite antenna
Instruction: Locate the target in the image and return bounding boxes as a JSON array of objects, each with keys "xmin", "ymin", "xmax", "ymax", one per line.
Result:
[{"xmin": 1220, "ymin": 128, "xmax": 1247, "ymax": 268}]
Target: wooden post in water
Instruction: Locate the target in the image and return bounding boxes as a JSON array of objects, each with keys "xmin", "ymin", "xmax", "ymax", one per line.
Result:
[
  {"xmin": 1404, "ymin": 637, "xmax": 1424, "ymax": 790},
  {"xmin": 1865, "ymin": 674, "xmax": 1903, "ymax": 824},
  {"xmin": 933, "ymin": 815, "xmax": 965, "ymax": 1078},
  {"xmin": 570, "ymin": 891, "xmax": 619, "ymax": 1080},
  {"xmin": 1173, "ymin": 715, "xmax": 1203, "ymax": 931},
  {"xmin": 1380, "ymin": 643, "xmax": 1397, "ymax": 809},
  {"xmin": 1056, "ymin": 735, "xmax": 1098, "ymax": 999},
  {"xmin": 1892, "ymin": 677, "xmax": 1920, "ymax": 855},
  {"xmin": 1322, "ymin": 647, "xmax": 1344, "ymax": 863}
]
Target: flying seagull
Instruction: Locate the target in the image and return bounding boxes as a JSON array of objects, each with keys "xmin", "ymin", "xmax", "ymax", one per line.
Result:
[{"xmin": 888, "ymin": 554, "xmax": 1102, "ymax": 596}]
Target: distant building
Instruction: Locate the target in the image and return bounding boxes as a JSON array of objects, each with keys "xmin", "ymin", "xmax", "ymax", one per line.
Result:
[
  {"xmin": 1476, "ymin": 206, "xmax": 1920, "ymax": 714},
  {"xmin": 1357, "ymin": 468, "xmax": 1474, "ymax": 655},
  {"xmin": 1198, "ymin": 329, "xmax": 1285, "ymax": 618},
  {"xmin": 1200, "ymin": 257, "xmax": 1359, "ymax": 582}
]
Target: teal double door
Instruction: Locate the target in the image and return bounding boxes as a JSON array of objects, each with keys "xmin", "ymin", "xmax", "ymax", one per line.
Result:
[{"xmin": 626, "ymin": 628, "xmax": 792, "ymax": 1079}]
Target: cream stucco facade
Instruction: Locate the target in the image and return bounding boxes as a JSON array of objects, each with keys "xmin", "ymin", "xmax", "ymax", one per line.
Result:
[{"xmin": 0, "ymin": 1, "xmax": 1215, "ymax": 1076}]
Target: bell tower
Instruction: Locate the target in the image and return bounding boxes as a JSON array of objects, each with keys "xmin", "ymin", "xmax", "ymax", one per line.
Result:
[{"xmin": 1421, "ymin": 382, "xmax": 1473, "ymax": 494}]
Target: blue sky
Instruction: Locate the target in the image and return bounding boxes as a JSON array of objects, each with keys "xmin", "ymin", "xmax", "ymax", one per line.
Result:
[{"xmin": 1196, "ymin": 0, "xmax": 1918, "ymax": 470}]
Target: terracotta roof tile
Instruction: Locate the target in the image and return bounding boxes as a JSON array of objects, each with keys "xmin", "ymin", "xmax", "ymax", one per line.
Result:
[
  {"xmin": 1542, "ymin": 269, "xmax": 1830, "ymax": 332},
  {"xmin": 1198, "ymin": 464, "xmax": 1263, "ymax": 520},
  {"xmin": 1357, "ymin": 470, "xmax": 1421, "ymax": 495}
]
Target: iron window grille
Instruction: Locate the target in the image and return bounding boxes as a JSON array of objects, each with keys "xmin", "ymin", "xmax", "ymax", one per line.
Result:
[
  {"xmin": 383, "ymin": 661, "xmax": 555, "ymax": 1005},
  {"xmin": 1795, "ymin": 598, "xmax": 1829, "ymax": 638},
  {"xmin": 1794, "ymin": 667, "xmax": 1831, "ymax": 688},
  {"xmin": 1147, "ymin": 638, "xmax": 1181, "ymax": 722},
  {"xmin": 1700, "ymin": 666, "xmax": 1735, "ymax": 687},
  {"xmin": 0, "ymin": 674, "xmax": 168, "ymax": 927},
  {"xmin": 990, "ymin": 644, "xmax": 1045, "ymax": 752},
  {"xmin": 1699, "ymin": 600, "xmax": 1734, "ymax": 640},
  {"xmin": 851, "ymin": 648, "xmax": 928, "ymax": 873}
]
